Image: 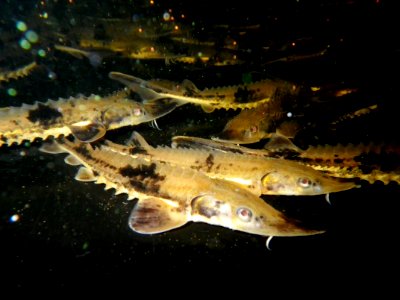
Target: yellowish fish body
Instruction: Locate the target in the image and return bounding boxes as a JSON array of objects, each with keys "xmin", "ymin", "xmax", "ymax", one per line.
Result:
[
  {"xmin": 0, "ymin": 91, "xmax": 177, "ymax": 146},
  {"xmin": 103, "ymin": 132, "xmax": 356, "ymax": 196},
  {"xmin": 40, "ymin": 139, "xmax": 322, "ymax": 238},
  {"xmin": 109, "ymin": 72, "xmax": 297, "ymax": 112},
  {"xmin": 0, "ymin": 62, "xmax": 37, "ymax": 82}
]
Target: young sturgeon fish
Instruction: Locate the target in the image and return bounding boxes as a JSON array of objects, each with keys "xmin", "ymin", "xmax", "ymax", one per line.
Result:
[
  {"xmin": 102, "ymin": 131, "xmax": 356, "ymax": 196},
  {"xmin": 109, "ymin": 72, "xmax": 297, "ymax": 112},
  {"xmin": 39, "ymin": 138, "xmax": 323, "ymax": 239},
  {"xmin": 173, "ymin": 136, "xmax": 400, "ymax": 185},
  {"xmin": 0, "ymin": 90, "xmax": 177, "ymax": 147}
]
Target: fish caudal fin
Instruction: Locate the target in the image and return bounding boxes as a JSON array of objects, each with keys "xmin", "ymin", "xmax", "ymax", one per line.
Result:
[{"xmin": 129, "ymin": 197, "xmax": 188, "ymax": 234}]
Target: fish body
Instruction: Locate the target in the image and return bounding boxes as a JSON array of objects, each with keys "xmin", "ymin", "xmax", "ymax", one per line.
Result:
[
  {"xmin": 173, "ymin": 136, "xmax": 400, "ymax": 185},
  {"xmin": 40, "ymin": 138, "xmax": 322, "ymax": 238},
  {"xmin": 0, "ymin": 62, "xmax": 37, "ymax": 82},
  {"xmin": 213, "ymin": 85, "xmax": 299, "ymax": 143},
  {"xmin": 109, "ymin": 72, "xmax": 297, "ymax": 112},
  {"xmin": 103, "ymin": 132, "xmax": 356, "ymax": 196},
  {"xmin": 0, "ymin": 91, "xmax": 177, "ymax": 146}
]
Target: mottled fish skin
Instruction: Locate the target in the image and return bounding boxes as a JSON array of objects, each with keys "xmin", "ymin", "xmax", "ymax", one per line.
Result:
[
  {"xmin": 109, "ymin": 72, "xmax": 298, "ymax": 112},
  {"xmin": 0, "ymin": 90, "xmax": 176, "ymax": 147},
  {"xmin": 103, "ymin": 132, "xmax": 356, "ymax": 196},
  {"xmin": 172, "ymin": 136, "xmax": 400, "ymax": 185},
  {"xmin": 41, "ymin": 138, "xmax": 323, "ymax": 238},
  {"xmin": 0, "ymin": 62, "xmax": 37, "ymax": 82}
]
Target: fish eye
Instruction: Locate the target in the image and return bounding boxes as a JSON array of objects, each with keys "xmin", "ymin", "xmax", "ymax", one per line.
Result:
[
  {"xmin": 297, "ymin": 177, "xmax": 312, "ymax": 188},
  {"xmin": 250, "ymin": 125, "xmax": 258, "ymax": 133},
  {"xmin": 236, "ymin": 207, "xmax": 253, "ymax": 222},
  {"xmin": 133, "ymin": 107, "xmax": 143, "ymax": 116}
]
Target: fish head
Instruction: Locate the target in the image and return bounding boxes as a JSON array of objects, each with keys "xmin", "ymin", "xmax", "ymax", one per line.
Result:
[
  {"xmin": 261, "ymin": 161, "xmax": 357, "ymax": 195},
  {"xmin": 214, "ymin": 118, "xmax": 270, "ymax": 145},
  {"xmin": 190, "ymin": 190, "xmax": 323, "ymax": 237}
]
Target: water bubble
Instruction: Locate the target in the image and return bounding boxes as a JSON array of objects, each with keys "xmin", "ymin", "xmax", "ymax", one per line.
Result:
[
  {"xmin": 163, "ymin": 12, "xmax": 170, "ymax": 21},
  {"xmin": 16, "ymin": 21, "xmax": 27, "ymax": 32},
  {"xmin": 38, "ymin": 49, "xmax": 46, "ymax": 57},
  {"xmin": 7, "ymin": 88, "xmax": 17, "ymax": 96},
  {"xmin": 25, "ymin": 30, "xmax": 39, "ymax": 43},
  {"xmin": 19, "ymin": 38, "xmax": 31, "ymax": 50}
]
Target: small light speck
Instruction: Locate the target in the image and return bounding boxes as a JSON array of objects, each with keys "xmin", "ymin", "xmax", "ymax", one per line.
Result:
[
  {"xmin": 38, "ymin": 49, "xmax": 46, "ymax": 57},
  {"xmin": 10, "ymin": 214, "xmax": 20, "ymax": 223},
  {"xmin": 287, "ymin": 112, "xmax": 293, "ymax": 118},
  {"xmin": 82, "ymin": 242, "xmax": 89, "ymax": 250}
]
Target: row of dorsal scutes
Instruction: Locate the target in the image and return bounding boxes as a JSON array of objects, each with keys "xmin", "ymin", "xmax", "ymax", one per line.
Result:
[
  {"xmin": 300, "ymin": 142, "xmax": 400, "ymax": 161},
  {"xmin": 0, "ymin": 91, "xmax": 131, "ymax": 147},
  {"xmin": 0, "ymin": 61, "xmax": 37, "ymax": 82},
  {"xmin": 306, "ymin": 164, "xmax": 400, "ymax": 185}
]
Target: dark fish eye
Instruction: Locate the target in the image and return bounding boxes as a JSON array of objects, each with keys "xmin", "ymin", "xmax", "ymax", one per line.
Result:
[
  {"xmin": 298, "ymin": 177, "xmax": 312, "ymax": 188},
  {"xmin": 236, "ymin": 207, "xmax": 253, "ymax": 222}
]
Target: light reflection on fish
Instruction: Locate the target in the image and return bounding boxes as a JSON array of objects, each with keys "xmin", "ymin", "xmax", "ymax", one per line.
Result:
[{"xmin": 39, "ymin": 138, "xmax": 323, "ymax": 239}]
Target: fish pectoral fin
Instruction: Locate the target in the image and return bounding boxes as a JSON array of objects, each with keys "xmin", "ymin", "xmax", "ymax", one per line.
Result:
[
  {"xmin": 181, "ymin": 79, "xmax": 200, "ymax": 95},
  {"xmin": 126, "ymin": 131, "xmax": 151, "ymax": 150},
  {"xmin": 201, "ymin": 104, "xmax": 215, "ymax": 113},
  {"xmin": 69, "ymin": 122, "xmax": 106, "ymax": 143},
  {"xmin": 64, "ymin": 154, "xmax": 82, "ymax": 166},
  {"xmin": 75, "ymin": 166, "xmax": 96, "ymax": 182},
  {"xmin": 129, "ymin": 197, "xmax": 188, "ymax": 234},
  {"xmin": 109, "ymin": 72, "xmax": 163, "ymax": 102},
  {"xmin": 39, "ymin": 142, "xmax": 66, "ymax": 154},
  {"xmin": 263, "ymin": 133, "xmax": 303, "ymax": 154}
]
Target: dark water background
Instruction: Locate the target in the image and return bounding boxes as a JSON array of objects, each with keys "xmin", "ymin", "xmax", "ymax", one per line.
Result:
[{"xmin": 1, "ymin": 0, "xmax": 399, "ymax": 290}]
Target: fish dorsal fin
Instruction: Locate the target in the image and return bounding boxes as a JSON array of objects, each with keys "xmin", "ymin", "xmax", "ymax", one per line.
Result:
[
  {"xmin": 75, "ymin": 166, "xmax": 96, "ymax": 182},
  {"xmin": 109, "ymin": 72, "xmax": 162, "ymax": 102},
  {"xmin": 64, "ymin": 154, "xmax": 81, "ymax": 166},
  {"xmin": 201, "ymin": 104, "xmax": 215, "ymax": 113},
  {"xmin": 263, "ymin": 133, "xmax": 303, "ymax": 154},
  {"xmin": 39, "ymin": 142, "xmax": 65, "ymax": 154},
  {"xmin": 181, "ymin": 79, "xmax": 200, "ymax": 96},
  {"xmin": 69, "ymin": 122, "xmax": 106, "ymax": 143},
  {"xmin": 126, "ymin": 131, "xmax": 151, "ymax": 150},
  {"xmin": 129, "ymin": 197, "xmax": 188, "ymax": 234}
]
